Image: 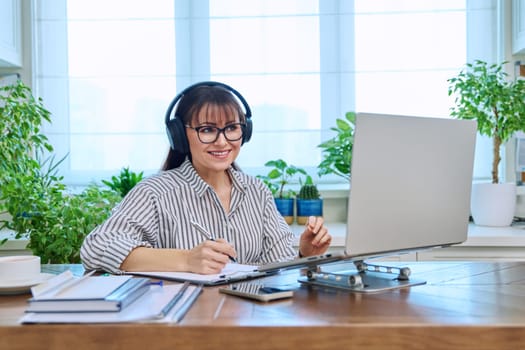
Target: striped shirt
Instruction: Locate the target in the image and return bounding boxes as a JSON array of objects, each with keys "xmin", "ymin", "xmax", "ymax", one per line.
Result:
[{"xmin": 80, "ymin": 159, "xmax": 296, "ymax": 273}]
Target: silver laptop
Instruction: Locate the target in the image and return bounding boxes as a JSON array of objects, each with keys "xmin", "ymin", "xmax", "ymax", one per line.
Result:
[
  {"xmin": 260, "ymin": 112, "xmax": 477, "ymax": 271},
  {"xmin": 133, "ymin": 113, "xmax": 477, "ymax": 285},
  {"xmin": 341, "ymin": 112, "xmax": 476, "ymax": 259}
]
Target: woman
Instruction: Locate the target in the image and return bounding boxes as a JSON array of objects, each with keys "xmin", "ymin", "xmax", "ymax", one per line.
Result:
[{"xmin": 80, "ymin": 81, "xmax": 331, "ymax": 274}]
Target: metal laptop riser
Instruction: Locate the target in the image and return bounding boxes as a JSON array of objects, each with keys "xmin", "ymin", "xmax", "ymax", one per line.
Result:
[{"xmin": 298, "ymin": 260, "xmax": 426, "ymax": 293}]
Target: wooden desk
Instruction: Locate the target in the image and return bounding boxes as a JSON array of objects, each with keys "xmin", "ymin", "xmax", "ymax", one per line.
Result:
[{"xmin": 1, "ymin": 261, "xmax": 525, "ymax": 350}]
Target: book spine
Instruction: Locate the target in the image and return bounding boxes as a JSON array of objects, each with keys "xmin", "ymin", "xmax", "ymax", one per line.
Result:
[{"xmin": 106, "ymin": 278, "xmax": 150, "ymax": 310}]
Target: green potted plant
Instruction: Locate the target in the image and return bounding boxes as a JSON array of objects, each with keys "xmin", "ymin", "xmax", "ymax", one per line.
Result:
[
  {"xmin": 102, "ymin": 167, "xmax": 144, "ymax": 197},
  {"xmin": 0, "ymin": 80, "xmax": 121, "ymax": 263},
  {"xmin": 258, "ymin": 159, "xmax": 306, "ymax": 224},
  {"xmin": 17, "ymin": 182, "xmax": 121, "ymax": 264},
  {"xmin": 317, "ymin": 111, "xmax": 355, "ymax": 182},
  {"xmin": 296, "ymin": 175, "xmax": 323, "ymax": 225},
  {"xmin": 448, "ymin": 60, "xmax": 525, "ymax": 226},
  {"xmin": 0, "ymin": 79, "xmax": 54, "ymax": 243}
]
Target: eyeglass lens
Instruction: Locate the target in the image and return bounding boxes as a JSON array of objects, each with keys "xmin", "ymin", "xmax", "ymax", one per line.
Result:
[{"xmin": 195, "ymin": 123, "xmax": 244, "ymax": 143}]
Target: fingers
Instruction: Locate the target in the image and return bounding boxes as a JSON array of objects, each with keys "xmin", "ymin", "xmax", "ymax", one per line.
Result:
[
  {"xmin": 201, "ymin": 239, "xmax": 237, "ymax": 263},
  {"xmin": 213, "ymin": 238, "xmax": 237, "ymax": 261},
  {"xmin": 315, "ymin": 228, "xmax": 332, "ymax": 247},
  {"xmin": 300, "ymin": 216, "xmax": 332, "ymax": 256},
  {"xmin": 188, "ymin": 240, "xmax": 237, "ymax": 274},
  {"xmin": 306, "ymin": 216, "xmax": 324, "ymax": 235},
  {"xmin": 310, "ymin": 224, "xmax": 330, "ymax": 247},
  {"xmin": 197, "ymin": 259, "xmax": 227, "ymax": 275}
]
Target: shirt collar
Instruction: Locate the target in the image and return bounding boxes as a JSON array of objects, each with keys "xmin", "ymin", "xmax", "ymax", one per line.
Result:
[{"xmin": 179, "ymin": 159, "xmax": 247, "ymax": 197}]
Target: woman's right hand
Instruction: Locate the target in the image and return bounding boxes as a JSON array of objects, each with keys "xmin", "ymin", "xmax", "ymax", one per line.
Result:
[{"xmin": 186, "ymin": 239, "xmax": 237, "ymax": 274}]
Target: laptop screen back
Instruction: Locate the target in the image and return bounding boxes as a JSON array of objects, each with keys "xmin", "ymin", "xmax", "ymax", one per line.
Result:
[{"xmin": 345, "ymin": 113, "xmax": 477, "ymax": 259}]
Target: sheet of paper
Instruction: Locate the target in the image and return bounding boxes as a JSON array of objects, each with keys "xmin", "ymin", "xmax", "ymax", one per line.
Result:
[
  {"xmin": 131, "ymin": 263, "xmax": 260, "ymax": 283},
  {"xmin": 20, "ymin": 284, "xmax": 197, "ymax": 324}
]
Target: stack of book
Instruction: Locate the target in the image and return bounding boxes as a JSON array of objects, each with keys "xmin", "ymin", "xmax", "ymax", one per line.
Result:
[
  {"xmin": 20, "ymin": 270, "xmax": 202, "ymax": 324},
  {"xmin": 27, "ymin": 274, "xmax": 150, "ymax": 312}
]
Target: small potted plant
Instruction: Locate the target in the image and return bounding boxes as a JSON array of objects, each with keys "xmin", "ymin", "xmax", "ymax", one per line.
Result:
[
  {"xmin": 317, "ymin": 111, "xmax": 355, "ymax": 182},
  {"xmin": 296, "ymin": 175, "xmax": 323, "ymax": 225},
  {"xmin": 258, "ymin": 159, "xmax": 306, "ymax": 224},
  {"xmin": 448, "ymin": 60, "xmax": 525, "ymax": 226}
]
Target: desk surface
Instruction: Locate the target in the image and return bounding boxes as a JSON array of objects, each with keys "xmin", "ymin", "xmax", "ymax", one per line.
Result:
[{"xmin": 1, "ymin": 261, "xmax": 525, "ymax": 350}]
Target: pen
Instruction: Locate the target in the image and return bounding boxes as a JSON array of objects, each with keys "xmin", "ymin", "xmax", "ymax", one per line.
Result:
[
  {"xmin": 159, "ymin": 281, "xmax": 190, "ymax": 318},
  {"xmin": 171, "ymin": 284, "xmax": 203, "ymax": 323},
  {"xmin": 190, "ymin": 220, "xmax": 237, "ymax": 263}
]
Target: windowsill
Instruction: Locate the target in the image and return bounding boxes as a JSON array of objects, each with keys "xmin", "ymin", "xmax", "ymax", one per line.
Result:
[
  {"xmin": 462, "ymin": 223, "xmax": 525, "ymax": 246},
  {"xmin": 0, "ymin": 229, "xmax": 29, "ymax": 253},
  {"xmin": 3, "ymin": 223, "xmax": 525, "ymax": 255},
  {"xmin": 317, "ymin": 183, "xmax": 350, "ymax": 199},
  {"xmin": 290, "ymin": 222, "xmax": 525, "ymax": 248},
  {"xmin": 285, "ymin": 182, "xmax": 349, "ymax": 199},
  {"xmin": 312, "ymin": 182, "xmax": 525, "ymax": 198}
]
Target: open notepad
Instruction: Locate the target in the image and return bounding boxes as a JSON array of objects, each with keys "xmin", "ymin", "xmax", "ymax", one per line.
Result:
[
  {"xmin": 129, "ymin": 250, "xmax": 345, "ymax": 285},
  {"xmin": 130, "ymin": 263, "xmax": 268, "ymax": 285}
]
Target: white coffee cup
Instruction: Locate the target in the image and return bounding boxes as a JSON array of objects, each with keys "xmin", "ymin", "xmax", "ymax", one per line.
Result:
[{"xmin": 0, "ymin": 255, "xmax": 41, "ymax": 282}]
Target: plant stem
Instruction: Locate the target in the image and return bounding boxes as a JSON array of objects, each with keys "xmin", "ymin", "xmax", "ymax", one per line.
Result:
[{"xmin": 492, "ymin": 134, "xmax": 501, "ymax": 184}]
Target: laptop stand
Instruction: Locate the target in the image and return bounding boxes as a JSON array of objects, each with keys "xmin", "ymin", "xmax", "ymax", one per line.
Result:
[{"xmin": 298, "ymin": 260, "xmax": 426, "ymax": 293}]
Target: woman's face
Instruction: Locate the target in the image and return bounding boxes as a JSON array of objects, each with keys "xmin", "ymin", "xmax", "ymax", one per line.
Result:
[{"xmin": 186, "ymin": 103, "xmax": 243, "ymax": 177}]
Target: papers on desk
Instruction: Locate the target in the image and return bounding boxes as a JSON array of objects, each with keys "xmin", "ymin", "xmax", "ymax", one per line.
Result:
[
  {"xmin": 20, "ymin": 270, "xmax": 203, "ymax": 324},
  {"xmin": 130, "ymin": 262, "xmax": 265, "ymax": 285}
]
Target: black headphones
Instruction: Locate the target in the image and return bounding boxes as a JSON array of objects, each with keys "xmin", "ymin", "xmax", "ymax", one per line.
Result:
[{"xmin": 165, "ymin": 81, "xmax": 253, "ymax": 154}]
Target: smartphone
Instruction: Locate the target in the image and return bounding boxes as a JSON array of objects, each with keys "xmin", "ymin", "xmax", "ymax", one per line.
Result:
[{"xmin": 219, "ymin": 283, "xmax": 294, "ymax": 302}]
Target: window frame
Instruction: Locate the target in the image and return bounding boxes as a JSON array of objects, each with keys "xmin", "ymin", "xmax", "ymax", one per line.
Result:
[{"xmin": 32, "ymin": 0, "xmax": 501, "ymax": 188}]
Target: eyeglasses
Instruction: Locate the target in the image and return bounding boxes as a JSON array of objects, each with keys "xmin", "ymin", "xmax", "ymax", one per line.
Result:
[{"xmin": 186, "ymin": 123, "xmax": 246, "ymax": 144}]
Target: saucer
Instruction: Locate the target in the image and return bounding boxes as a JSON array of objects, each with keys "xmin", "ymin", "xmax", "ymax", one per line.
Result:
[{"xmin": 0, "ymin": 273, "xmax": 54, "ymax": 295}]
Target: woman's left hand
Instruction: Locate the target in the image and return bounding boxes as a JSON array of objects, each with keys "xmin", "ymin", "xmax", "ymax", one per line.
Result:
[{"xmin": 298, "ymin": 216, "xmax": 332, "ymax": 257}]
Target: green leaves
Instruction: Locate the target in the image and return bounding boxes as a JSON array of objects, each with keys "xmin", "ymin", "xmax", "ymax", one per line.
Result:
[
  {"xmin": 102, "ymin": 167, "xmax": 144, "ymax": 198},
  {"xmin": 24, "ymin": 185, "xmax": 121, "ymax": 264},
  {"xmin": 258, "ymin": 111, "xmax": 354, "ymax": 191},
  {"xmin": 317, "ymin": 111, "xmax": 355, "ymax": 181},
  {"xmin": 0, "ymin": 81, "xmax": 52, "ymax": 166},
  {"xmin": 0, "ymin": 81, "xmax": 53, "ymax": 179},
  {"xmin": 0, "ymin": 80, "xmax": 122, "ymax": 263},
  {"xmin": 0, "ymin": 81, "xmax": 57, "ymax": 242},
  {"xmin": 448, "ymin": 60, "xmax": 525, "ymax": 183},
  {"xmin": 257, "ymin": 159, "xmax": 306, "ymax": 198}
]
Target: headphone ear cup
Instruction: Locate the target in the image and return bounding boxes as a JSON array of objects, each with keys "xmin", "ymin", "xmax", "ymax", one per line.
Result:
[
  {"xmin": 166, "ymin": 116, "xmax": 188, "ymax": 154},
  {"xmin": 242, "ymin": 118, "xmax": 253, "ymax": 144}
]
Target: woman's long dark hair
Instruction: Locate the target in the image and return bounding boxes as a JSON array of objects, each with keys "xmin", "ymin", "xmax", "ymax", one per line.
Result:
[{"xmin": 161, "ymin": 85, "xmax": 246, "ymax": 171}]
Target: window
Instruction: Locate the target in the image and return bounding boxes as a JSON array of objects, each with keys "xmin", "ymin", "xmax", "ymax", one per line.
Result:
[{"xmin": 35, "ymin": 0, "xmax": 497, "ymax": 186}]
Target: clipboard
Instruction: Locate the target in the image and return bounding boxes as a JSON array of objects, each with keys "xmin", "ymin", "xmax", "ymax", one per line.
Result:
[{"xmin": 130, "ymin": 263, "xmax": 269, "ymax": 285}]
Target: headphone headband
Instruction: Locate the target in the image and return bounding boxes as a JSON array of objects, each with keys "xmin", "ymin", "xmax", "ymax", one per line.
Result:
[
  {"xmin": 165, "ymin": 81, "xmax": 252, "ymax": 126},
  {"xmin": 164, "ymin": 81, "xmax": 253, "ymax": 154}
]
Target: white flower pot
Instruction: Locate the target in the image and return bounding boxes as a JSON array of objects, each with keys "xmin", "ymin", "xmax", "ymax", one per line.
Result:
[{"xmin": 470, "ymin": 183, "xmax": 517, "ymax": 227}]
